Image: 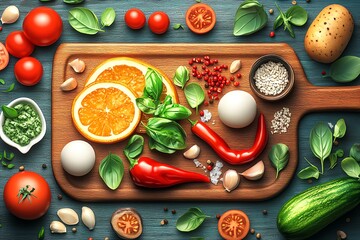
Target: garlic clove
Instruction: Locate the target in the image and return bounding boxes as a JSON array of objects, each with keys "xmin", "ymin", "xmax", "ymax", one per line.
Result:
[
  {"xmin": 1, "ymin": 5, "xmax": 20, "ymax": 24},
  {"xmin": 57, "ymin": 208, "xmax": 79, "ymax": 225},
  {"xmin": 68, "ymin": 58, "xmax": 86, "ymax": 73},
  {"xmin": 240, "ymin": 161, "xmax": 265, "ymax": 181},
  {"xmin": 60, "ymin": 77, "xmax": 78, "ymax": 91},
  {"xmin": 50, "ymin": 221, "xmax": 67, "ymax": 234},
  {"xmin": 230, "ymin": 60, "xmax": 241, "ymax": 74},
  {"xmin": 183, "ymin": 145, "xmax": 201, "ymax": 159},
  {"xmin": 222, "ymin": 169, "xmax": 240, "ymax": 192},
  {"xmin": 82, "ymin": 206, "xmax": 95, "ymax": 230}
]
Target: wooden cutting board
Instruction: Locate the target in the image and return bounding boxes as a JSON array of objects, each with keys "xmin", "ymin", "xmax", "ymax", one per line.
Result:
[{"xmin": 51, "ymin": 43, "xmax": 360, "ymax": 202}]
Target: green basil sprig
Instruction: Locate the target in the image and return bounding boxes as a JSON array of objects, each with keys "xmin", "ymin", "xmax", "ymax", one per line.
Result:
[
  {"xmin": 123, "ymin": 135, "xmax": 144, "ymax": 160},
  {"xmin": 333, "ymin": 118, "xmax": 346, "ymax": 142},
  {"xmin": 99, "ymin": 153, "xmax": 124, "ymax": 190},
  {"xmin": 3, "ymin": 83, "xmax": 15, "ymax": 93},
  {"xmin": 69, "ymin": 7, "xmax": 104, "ymax": 35},
  {"xmin": 324, "ymin": 56, "xmax": 360, "ymax": 83},
  {"xmin": 184, "ymin": 83, "xmax": 204, "ymax": 114},
  {"xmin": 341, "ymin": 157, "xmax": 360, "ymax": 180},
  {"xmin": 101, "ymin": 7, "xmax": 116, "ymax": 27},
  {"xmin": 38, "ymin": 226, "xmax": 45, "ymax": 240},
  {"xmin": 297, "ymin": 158, "xmax": 320, "ymax": 180},
  {"xmin": 274, "ymin": 4, "xmax": 308, "ymax": 38},
  {"xmin": 233, "ymin": 0, "xmax": 268, "ymax": 36},
  {"xmin": 350, "ymin": 143, "xmax": 360, "ymax": 162},
  {"xmin": 2, "ymin": 105, "xmax": 18, "ymax": 119},
  {"xmin": 64, "ymin": 0, "xmax": 84, "ymax": 4},
  {"xmin": 136, "ymin": 97, "xmax": 157, "ymax": 115},
  {"xmin": 173, "ymin": 66, "xmax": 189, "ymax": 89},
  {"xmin": 176, "ymin": 207, "xmax": 210, "ymax": 232},
  {"xmin": 149, "ymin": 138, "xmax": 176, "ymax": 154},
  {"xmin": 269, "ymin": 143, "xmax": 290, "ymax": 179}
]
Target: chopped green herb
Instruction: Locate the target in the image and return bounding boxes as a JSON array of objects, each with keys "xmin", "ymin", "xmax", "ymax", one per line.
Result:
[
  {"xmin": 3, "ymin": 83, "xmax": 15, "ymax": 92},
  {"xmin": 7, "ymin": 163, "xmax": 15, "ymax": 169},
  {"xmin": 38, "ymin": 226, "xmax": 45, "ymax": 240},
  {"xmin": 0, "ymin": 79, "xmax": 5, "ymax": 85},
  {"xmin": 173, "ymin": 23, "xmax": 184, "ymax": 30}
]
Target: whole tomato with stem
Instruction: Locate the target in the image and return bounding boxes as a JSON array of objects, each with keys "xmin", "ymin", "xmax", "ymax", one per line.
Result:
[
  {"xmin": 148, "ymin": 11, "xmax": 170, "ymax": 34},
  {"xmin": 3, "ymin": 171, "xmax": 51, "ymax": 220},
  {"xmin": 22, "ymin": 7, "xmax": 63, "ymax": 46},
  {"xmin": 14, "ymin": 57, "xmax": 43, "ymax": 86},
  {"xmin": 5, "ymin": 31, "xmax": 35, "ymax": 58},
  {"xmin": 124, "ymin": 8, "xmax": 146, "ymax": 30}
]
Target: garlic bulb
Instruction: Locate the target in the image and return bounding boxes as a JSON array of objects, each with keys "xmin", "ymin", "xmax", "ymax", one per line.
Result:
[
  {"xmin": 1, "ymin": 6, "xmax": 20, "ymax": 24},
  {"xmin": 50, "ymin": 221, "xmax": 67, "ymax": 234},
  {"xmin": 57, "ymin": 208, "xmax": 79, "ymax": 225},
  {"xmin": 240, "ymin": 160, "xmax": 265, "ymax": 181},
  {"xmin": 222, "ymin": 169, "xmax": 240, "ymax": 192},
  {"xmin": 82, "ymin": 206, "xmax": 96, "ymax": 230}
]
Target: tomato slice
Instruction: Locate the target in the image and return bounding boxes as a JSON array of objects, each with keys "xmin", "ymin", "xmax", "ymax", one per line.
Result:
[
  {"xmin": 185, "ymin": 3, "xmax": 216, "ymax": 34},
  {"xmin": 0, "ymin": 42, "xmax": 10, "ymax": 71},
  {"xmin": 111, "ymin": 208, "xmax": 143, "ymax": 239},
  {"xmin": 218, "ymin": 210, "xmax": 250, "ymax": 240}
]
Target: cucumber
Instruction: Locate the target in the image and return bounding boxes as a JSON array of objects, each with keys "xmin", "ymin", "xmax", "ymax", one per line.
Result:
[{"xmin": 277, "ymin": 177, "xmax": 360, "ymax": 240}]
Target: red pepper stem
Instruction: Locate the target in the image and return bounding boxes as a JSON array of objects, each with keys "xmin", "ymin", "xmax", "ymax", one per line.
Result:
[{"xmin": 187, "ymin": 118, "xmax": 197, "ymax": 126}]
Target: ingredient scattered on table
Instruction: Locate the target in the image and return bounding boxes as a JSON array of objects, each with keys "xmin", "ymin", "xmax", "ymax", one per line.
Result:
[
  {"xmin": 148, "ymin": 11, "xmax": 170, "ymax": 34},
  {"xmin": 57, "ymin": 208, "xmax": 79, "ymax": 225},
  {"xmin": 240, "ymin": 160, "xmax": 265, "ymax": 180},
  {"xmin": 185, "ymin": 3, "xmax": 216, "ymax": 34},
  {"xmin": 14, "ymin": 57, "xmax": 43, "ymax": 86},
  {"xmin": 99, "ymin": 153, "xmax": 124, "ymax": 190},
  {"xmin": 176, "ymin": 207, "xmax": 210, "ymax": 232},
  {"xmin": 270, "ymin": 107, "xmax": 291, "ymax": 134},
  {"xmin": 1, "ymin": 149, "xmax": 15, "ymax": 169},
  {"xmin": 60, "ymin": 77, "xmax": 78, "ymax": 91},
  {"xmin": 50, "ymin": 221, "xmax": 67, "ymax": 234},
  {"xmin": 68, "ymin": 58, "xmax": 86, "ymax": 73},
  {"xmin": 218, "ymin": 209, "xmax": 250, "ymax": 240},
  {"xmin": 183, "ymin": 144, "xmax": 201, "ymax": 159},
  {"xmin": 222, "ymin": 169, "xmax": 240, "ymax": 192},
  {"xmin": 323, "ymin": 56, "xmax": 360, "ymax": 83},
  {"xmin": 82, "ymin": 206, "xmax": 96, "ymax": 230},
  {"xmin": 5, "ymin": 31, "xmax": 34, "ymax": 58},
  {"xmin": 184, "ymin": 82, "xmax": 205, "ymax": 114},
  {"xmin": 0, "ymin": 42, "xmax": 10, "ymax": 71},
  {"xmin": 124, "ymin": 8, "xmax": 146, "ymax": 30},
  {"xmin": 269, "ymin": 143, "xmax": 290, "ymax": 179},
  {"xmin": 1, "ymin": 5, "xmax": 20, "ymax": 24},
  {"xmin": 111, "ymin": 208, "xmax": 143, "ymax": 239}
]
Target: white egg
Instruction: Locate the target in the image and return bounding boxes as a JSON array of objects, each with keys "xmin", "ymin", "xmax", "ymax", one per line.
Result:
[
  {"xmin": 218, "ymin": 90, "xmax": 257, "ymax": 128},
  {"xmin": 61, "ymin": 140, "xmax": 96, "ymax": 176}
]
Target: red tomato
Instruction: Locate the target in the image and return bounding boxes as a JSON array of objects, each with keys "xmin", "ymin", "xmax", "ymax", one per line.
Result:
[
  {"xmin": 186, "ymin": 3, "xmax": 216, "ymax": 34},
  {"xmin": 14, "ymin": 57, "xmax": 43, "ymax": 86},
  {"xmin": 3, "ymin": 171, "xmax": 51, "ymax": 220},
  {"xmin": 22, "ymin": 7, "xmax": 63, "ymax": 46},
  {"xmin": 148, "ymin": 11, "xmax": 170, "ymax": 34},
  {"xmin": 5, "ymin": 31, "xmax": 35, "ymax": 58},
  {"xmin": 125, "ymin": 8, "xmax": 146, "ymax": 30},
  {"xmin": 0, "ymin": 42, "xmax": 10, "ymax": 71}
]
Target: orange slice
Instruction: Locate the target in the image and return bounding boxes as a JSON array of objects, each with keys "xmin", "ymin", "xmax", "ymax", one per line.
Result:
[
  {"xmin": 72, "ymin": 82, "xmax": 141, "ymax": 143},
  {"xmin": 85, "ymin": 57, "xmax": 178, "ymax": 102}
]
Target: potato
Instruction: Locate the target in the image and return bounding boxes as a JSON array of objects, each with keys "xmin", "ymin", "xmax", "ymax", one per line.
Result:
[{"xmin": 304, "ymin": 4, "xmax": 354, "ymax": 63}]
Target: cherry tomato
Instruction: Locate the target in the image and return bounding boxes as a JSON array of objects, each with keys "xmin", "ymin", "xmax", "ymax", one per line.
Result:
[
  {"xmin": 5, "ymin": 31, "xmax": 35, "ymax": 58},
  {"xmin": 186, "ymin": 3, "xmax": 216, "ymax": 34},
  {"xmin": 0, "ymin": 42, "xmax": 10, "ymax": 71},
  {"xmin": 124, "ymin": 8, "xmax": 146, "ymax": 30},
  {"xmin": 14, "ymin": 57, "xmax": 43, "ymax": 86},
  {"xmin": 3, "ymin": 171, "xmax": 51, "ymax": 220},
  {"xmin": 22, "ymin": 7, "xmax": 63, "ymax": 46},
  {"xmin": 148, "ymin": 11, "xmax": 170, "ymax": 34},
  {"xmin": 217, "ymin": 210, "xmax": 250, "ymax": 240}
]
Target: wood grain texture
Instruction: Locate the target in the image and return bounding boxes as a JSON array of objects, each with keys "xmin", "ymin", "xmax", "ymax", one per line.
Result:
[{"xmin": 51, "ymin": 43, "xmax": 360, "ymax": 202}]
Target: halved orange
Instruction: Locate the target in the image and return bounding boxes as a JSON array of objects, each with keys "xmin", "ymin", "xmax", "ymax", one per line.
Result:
[
  {"xmin": 72, "ymin": 82, "xmax": 141, "ymax": 143},
  {"xmin": 85, "ymin": 57, "xmax": 178, "ymax": 102}
]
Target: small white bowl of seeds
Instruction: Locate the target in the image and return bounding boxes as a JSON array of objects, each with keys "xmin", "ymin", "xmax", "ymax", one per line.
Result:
[{"xmin": 249, "ymin": 54, "xmax": 294, "ymax": 101}]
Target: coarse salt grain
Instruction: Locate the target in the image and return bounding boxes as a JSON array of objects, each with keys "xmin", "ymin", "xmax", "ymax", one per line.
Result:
[
  {"xmin": 271, "ymin": 107, "xmax": 291, "ymax": 134},
  {"xmin": 200, "ymin": 109, "xmax": 212, "ymax": 122},
  {"xmin": 254, "ymin": 61, "xmax": 289, "ymax": 96},
  {"xmin": 210, "ymin": 160, "xmax": 223, "ymax": 185}
]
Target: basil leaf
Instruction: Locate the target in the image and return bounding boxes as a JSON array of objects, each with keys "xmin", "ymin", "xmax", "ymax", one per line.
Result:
[
  {"xmin": 145, "ymin": 117, "xmax": 186, "ymax": 150},
  {"xmin": 350, "ymin": 143, "xmax": 360, "ymax": 162},
  {"xmin": 341, "ymin": 157, "xmax": 360, "ymax": 179},
  {"xmin": 4, "ymin": 151, "xmax": 14, "ymax": 161},
  {"xmin": 273, "ymin": 14, "xmax": 284, "ymax": 30},
  {"xmin": 144, "ymin": 68, "xmax": 163, "ymax": 101},
  {"xmin": 173, "ymin": 66, "xmax": 190, "ymax": 89},
  {"xmin": 7, "ymin": 163, "xmax": 15, "ymax": 169},
  {"xmin": 333, "ymin": 118, "xmax": 346, "ymax": 140},
  {"xmin": 233, "ymin": 1, "xmax": 268, "ymax": 36},
  {"xmin": 329, "ymin": 153, "xmax": 338, "ymax": 169},
  {"xmin": 158, "ymin": 104, "xmax": 192, "ymax": 120},
  {"xmin": 184, "ymin": 83, "xmax": 204, "ymax": 114},
  {"xmin": 328, "ymin": 56, "xmax": 360, "ymax": 83},
  {"xmin": 173, "ymin": 23, "xmax": 184, "ymax": 30},
  {"xmin": 68, "ymin": 7, "xmax": 104, "ymax": 35},
  {"xmin": 309, "ymin": 122, "xmax": 332, "ymax": 173},
  {"xmin": 149, "ymin": 137, "xmax": 176, "ymax": 154},
  {"xmin": 136, "ymin": 97, "xmax": 157, "ymax": 114},
  {"xmin": 99, "ymin": 153, "xmax": 124, "ymax": 190},
  {"xmin": 335, "ymin": 149, "xmax": 344, "ymax": 158},
  {"xmin": 154, "ymin": 95, "xmax": 173, "ymax": 116},
  {"xmin": 240, "ymin": 0, "xmax": 262, "ymax": 9},
  {"xmin": 101, "ymin": 7, "xmax": 116, "ymax": 27},
  {"xmin": 3, "ymin": 83, "xmax": 15, "ymax": 92},
  {"xmin": 286, "ymin": 5, "xmax": 308, "ymax": 26},
  {"xmin": 0, "ymin": 79, "xmax": 5, "ymax": 85},
  {"xmin": 269, "ymin": 143, "xmax": 290, "ymax": 179},
  {"xmin": 2, "ymin": 105, "xmax": 18, "ymax": 119},
  {"xmin": 64, "ymin": 0, "xmax": 84, "ymax": 4},
  {"xmin": 297, "ymin": 166, "xmax": 320, "ymax": 179},
  {"xmin": 123, "ymin": 135, "xmax": 144, "ymax": 160},
  {"xmin": 38, "ymin": 226, "xmax": 45, "ymax": 240},
  {"xmin": 176, "ymin": 207, "xmax": 210, "ymax": 232}
]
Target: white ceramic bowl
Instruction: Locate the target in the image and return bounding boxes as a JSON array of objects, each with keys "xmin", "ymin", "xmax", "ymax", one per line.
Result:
[{"xmin": 0, "ymin": 97, "xmax": 46, "ymax": 154}]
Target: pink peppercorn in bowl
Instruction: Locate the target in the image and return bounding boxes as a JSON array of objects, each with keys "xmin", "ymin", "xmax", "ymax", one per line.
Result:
[
  {"xmin": 249, "ymin": 54, "xmax": 295, "ymax": 101},
  {"xmin": 0, "ymin": 97, "xmax": 46, "ymax": 154}
]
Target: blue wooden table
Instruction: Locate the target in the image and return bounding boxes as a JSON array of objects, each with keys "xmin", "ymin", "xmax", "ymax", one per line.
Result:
[{"xmin": 0, "ymin": 0, "xmax": 359, "ymax": 239}]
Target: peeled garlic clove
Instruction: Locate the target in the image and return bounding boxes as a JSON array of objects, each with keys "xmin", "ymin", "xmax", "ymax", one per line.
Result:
[
  {"xmin": 50, "ymin": 221, "xmax": 67, "ymax": 234},
  {"xmin": 60, "ymin": 77, "xmax": 78, "ymax": 91},
  {"xmin": 1, "ymin": 6, "xmax": 20, "ymax": 24},
  {"xmin": 82, "ymin": 206, "xmax": 95, "ymax": 230},
  {"xmin": 183, "ymin": 145, "xmax": 201, "ymax": 159},
  {"xmin": 230, "ymin": 60, "xmax": 241, "ymax": 74},
  {"xmin": 68, "ymin": 58, "xmax": 86, "ymax": 73},
  {"xmin": 223, "ymin": 169, "xmax": 240, "ymax": 192},
  {"xmin": 57, "ymin": 208, "xmax": 79, "ymax": 225},
  {"xmin": 240, "ymin": 160, "xmax": 265, "ymax": 181}
]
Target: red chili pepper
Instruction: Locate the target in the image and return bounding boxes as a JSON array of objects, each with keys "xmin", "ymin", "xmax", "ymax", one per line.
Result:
[
  {"xmin": 189, "ymin": 113, "xmax": 268, "ymax": 165},
  {"xmin": 128, "ymin": 156, "xmax": 210, "ymax": 188}
]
